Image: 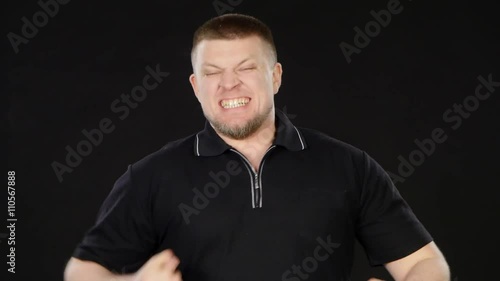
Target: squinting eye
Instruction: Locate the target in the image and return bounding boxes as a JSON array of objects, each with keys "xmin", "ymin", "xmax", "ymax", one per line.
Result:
[
  {"xmin": 240, "ymin": 67, "xmax": 255, "ymax": 71},
  {"xmin": 204, "ymin": 72, "xmax": 220, "ymax": 76}
]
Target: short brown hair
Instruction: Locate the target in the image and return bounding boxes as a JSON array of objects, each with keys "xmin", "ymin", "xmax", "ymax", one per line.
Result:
[{"xmin": 191, "ymin": 13, "xmax": 277, "ymax": 65}]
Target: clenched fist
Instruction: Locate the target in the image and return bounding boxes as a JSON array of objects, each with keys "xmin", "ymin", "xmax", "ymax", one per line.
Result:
[{"xmin": 134, "ymin": 249, "xmax": 183, "ymax": 281}]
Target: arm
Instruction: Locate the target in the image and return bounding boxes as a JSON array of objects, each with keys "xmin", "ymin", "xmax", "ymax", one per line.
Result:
[
  {"xmin": 66, "ymin": 164, "xmax": 164, "ymax": 281},
  {"xmin": 64, "ymin": 249, "xmax": 182, "ymax": 281},
  {"xmin": 369, "ymin": 241, "xmax": 450, "ymax": 281},
  {"xmin": 354, "ymin": 152, "xmax": 449, "ymax": 281},
  {"xmin": 64, "ymin": 258, "xmax": 136, "ymax": 281}
]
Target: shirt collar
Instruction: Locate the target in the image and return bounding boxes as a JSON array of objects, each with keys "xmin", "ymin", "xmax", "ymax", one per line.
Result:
[{"xmin": 194, "ymin": 108, "xmax": 307, "ymax": 157}]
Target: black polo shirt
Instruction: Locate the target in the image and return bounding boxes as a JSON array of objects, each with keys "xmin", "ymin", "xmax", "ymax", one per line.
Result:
[{"xmin": 72, "ymin": 109, "xmax": 432, "ymax": 281}]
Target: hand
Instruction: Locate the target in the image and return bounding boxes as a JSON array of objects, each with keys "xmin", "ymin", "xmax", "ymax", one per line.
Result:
[
  {"xmin": 134, "ymin": 249, "xmax": 183, "ymax": 281},
  {"xmin": 368, "ymin": 278, "xmax": 385, "ymax": 281}
]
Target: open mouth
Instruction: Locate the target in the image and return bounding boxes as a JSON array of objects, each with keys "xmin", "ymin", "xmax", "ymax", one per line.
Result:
[{"xmin": 220, "ymin": 97, "xmax": 250, "ymax": 109}]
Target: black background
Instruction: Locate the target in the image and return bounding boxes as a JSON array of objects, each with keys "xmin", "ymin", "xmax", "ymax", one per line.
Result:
[{"xmin": 4, "ymin": 0, "xmax": 500, "ymax": 280}]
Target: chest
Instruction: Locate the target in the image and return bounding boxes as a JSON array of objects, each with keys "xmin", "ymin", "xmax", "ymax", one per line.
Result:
[{"xmin": 152, "ymin": 150, "xmax": 356, "ymax": 251}]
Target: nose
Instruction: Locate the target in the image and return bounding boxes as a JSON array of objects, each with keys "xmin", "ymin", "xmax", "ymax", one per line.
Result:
[{"xmin": 219, "ymin": 70, "xmax": 240, "ymax": 90}]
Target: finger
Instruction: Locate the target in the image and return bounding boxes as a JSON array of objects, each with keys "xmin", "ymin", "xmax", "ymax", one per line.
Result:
[
  {"xmin": 164, "ymin": 255, "xmax": 180, "ymax": 271},
  {"xmin": 154, "ymin": 249, "xmax": 173, "ymax": 260},
  {"xmin": 168, "ymin": 270, "xmax": 183, "ymax": 281},
  {"xmin": 368, "ymin": 278, "xmax": 385, "ymax": 281},
  {"xmin": 151, "ymin": 249, "xmax": 175, "ymax": 267}
]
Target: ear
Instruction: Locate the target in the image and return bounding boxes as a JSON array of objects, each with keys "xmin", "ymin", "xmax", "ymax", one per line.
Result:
[
  {"xmin": 272, "ymin": 62, "xmax": 283, "ymax": 94},
  {"xmin": 189, "ymin": 73, "xmax": 200, "ymax": 101}
]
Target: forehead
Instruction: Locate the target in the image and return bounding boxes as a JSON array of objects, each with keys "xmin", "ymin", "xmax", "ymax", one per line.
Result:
[{"xmin": 194, "ymin": 36, "xmax": 269, "ymax": 63}]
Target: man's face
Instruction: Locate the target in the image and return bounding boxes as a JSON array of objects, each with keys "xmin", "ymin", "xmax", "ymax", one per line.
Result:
[{"xmin": 189, "ymin": 35, "xmax": 282, "ymax": 140}]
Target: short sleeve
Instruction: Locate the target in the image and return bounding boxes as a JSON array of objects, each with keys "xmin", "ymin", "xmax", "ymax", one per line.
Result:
[
  {"xmin": 72, "ymin": 164, "xmax": 157, "ymax": 273},
  {"xmin": 355, "ymin": 151, "xmax": 433, "ymax": 266}
]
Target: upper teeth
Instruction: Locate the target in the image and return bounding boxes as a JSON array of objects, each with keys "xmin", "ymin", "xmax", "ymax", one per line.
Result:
[{"xmin": 221, "ymin": 98, "xmax": 250, "ymax": 108}]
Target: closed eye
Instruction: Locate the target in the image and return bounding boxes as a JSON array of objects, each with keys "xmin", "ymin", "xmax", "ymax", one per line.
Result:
[
  {"xmin": 239, "ymin": 66, "xmax": 256, "ymax": 71},
  {"xmin": 204, "ymin": 72, "xmax": 221, "ymax": 76}
]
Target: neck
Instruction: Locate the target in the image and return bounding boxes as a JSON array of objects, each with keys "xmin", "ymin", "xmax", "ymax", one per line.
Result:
[{"xmin": 216, "ymin": 112, "xmax": 276, "ymax": 155}]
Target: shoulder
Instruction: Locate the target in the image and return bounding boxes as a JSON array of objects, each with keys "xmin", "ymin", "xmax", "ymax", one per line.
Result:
[
  {"xmin": 298, "ymin": 126, "xmax": 366, "ymax": 160},
  {"xmin": 297, "ymin": 127, "xmax": 373, "ymax": 185},
  {"xmin": 127, "ymin": 133, "xmax": 197, "ymax": 177},
  {"xmin": 298, "ymin": 127, "xmax": 389, "ymax": 180}
]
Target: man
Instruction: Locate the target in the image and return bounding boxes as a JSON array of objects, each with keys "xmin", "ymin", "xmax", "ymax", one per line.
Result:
[{"xmin": 64, "ymin": 13, "xmax": 450, "ymax": 281}]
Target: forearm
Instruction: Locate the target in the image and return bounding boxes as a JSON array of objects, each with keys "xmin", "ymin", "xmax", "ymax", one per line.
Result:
[
  {"xmin": 402, "ymin": 257, "xmax": 450, "ymax": 281},
  {"xmin": 65, "ymin": 272, "xmax": 135, "ymax": 281},
  {"xmin": 64, "ymin": 258, "xmax": 137, "ymax": 281},
  {"xmin": 65, "ymin": 271, "xmax": 135, "ymax": 281}
]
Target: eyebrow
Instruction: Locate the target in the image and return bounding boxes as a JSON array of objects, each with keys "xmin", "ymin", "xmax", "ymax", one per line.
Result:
[{"xmin": 202, "ymin": 58, "xmax": 253, "ymax": 69}]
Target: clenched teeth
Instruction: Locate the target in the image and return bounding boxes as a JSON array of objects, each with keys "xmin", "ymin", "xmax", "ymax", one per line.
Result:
[{"xmin": 220, "ymin": 98, "xmax": 250, "ymax": 109}]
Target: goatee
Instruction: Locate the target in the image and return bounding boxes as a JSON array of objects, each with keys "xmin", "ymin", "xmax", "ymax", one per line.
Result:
[{"xmin": 207, "ymin": 106, "xmax": 273, "ymax": 140}]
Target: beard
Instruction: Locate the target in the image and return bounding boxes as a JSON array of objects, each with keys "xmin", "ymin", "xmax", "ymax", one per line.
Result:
[{"xmin": 206, "ymin": 105, "xmax": 273, "ymax": 140}]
